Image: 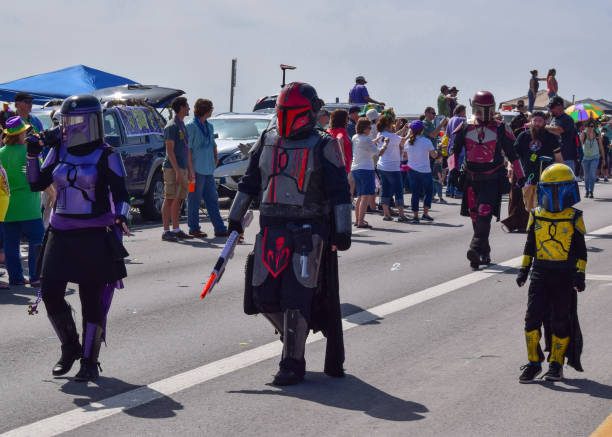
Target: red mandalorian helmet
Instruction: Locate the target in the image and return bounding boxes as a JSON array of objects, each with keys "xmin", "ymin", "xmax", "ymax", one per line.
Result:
[
  {"xmin": 472, "ymin": 91, "xmax": 496, "ymax": 123},
  {"xmin": 276, "ymin": 82, "xmax": 321, "ymax": 138}
]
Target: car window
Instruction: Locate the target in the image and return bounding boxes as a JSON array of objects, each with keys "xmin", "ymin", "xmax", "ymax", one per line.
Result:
[
  {"xmin": 209, "ymin": 118, "xmax": 271, "ymax": 140},
  {"xmin": 103, "ymin": 112, "xmax": 121, "ymax": 137}
]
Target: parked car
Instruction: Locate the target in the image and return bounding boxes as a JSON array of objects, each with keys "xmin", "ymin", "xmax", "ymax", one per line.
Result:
[
  {"xmin": 32, "ymin": 85, "xmax": 184, "ymax": 220},
  {"xmin": 211, "ymin": 112, "xmax": 274, "ymax": 197}
]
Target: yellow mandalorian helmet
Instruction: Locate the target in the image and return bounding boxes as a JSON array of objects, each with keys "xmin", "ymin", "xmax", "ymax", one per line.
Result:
[{"xmin": 538, "ymin": 163, "xmax": 580, "ymax": 212}]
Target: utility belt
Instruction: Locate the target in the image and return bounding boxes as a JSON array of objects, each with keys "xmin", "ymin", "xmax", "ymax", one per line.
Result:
[
  {"xmin": 259, "ymin": 203, "xmax": 330, "ymax": 219},
  {"xmin": 465, "ymin": 163, "xmax": 505, "ymax": 181},
  {"xmin": 244, "ymin": 223, "xmax": 325, "ymax": 314},
  {"xmin": 532, "ymin": 257, "xmax": 577, "ymax": 271}
]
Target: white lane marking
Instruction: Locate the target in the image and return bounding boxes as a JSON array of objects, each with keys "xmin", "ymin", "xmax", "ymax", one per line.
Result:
[
  {"xmin": 5, "ymin": 224, "xmax": 612, "ymax": 437},
  {"xmin": 586, "ymin": 274, "xmax": 612, "ymax": 281}
]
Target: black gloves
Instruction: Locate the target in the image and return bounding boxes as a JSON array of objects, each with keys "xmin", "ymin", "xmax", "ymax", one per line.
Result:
[
  {"xmin": 573, "ymin": 272, "xmax": 585, "ymax": 292},
  {"xmin": 228, "ymin": 219, "xmax": 244, "ymax": 235},
  {"xmin": 516, "ymin": 268, "xmax": 529, "ymax": 287},
  {"xmin": 26, "ymin": 135, "xmax": 43, "ymax": 156},
  {"xmin": 333, "ymin": 232, "xmax": 351, "ymax": 251}
]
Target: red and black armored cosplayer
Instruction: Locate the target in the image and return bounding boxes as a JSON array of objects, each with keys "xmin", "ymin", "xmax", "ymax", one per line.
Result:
[
  {"xmin": 227, "ymin": 82, "xmax": 352, "ymax": 385},
  {"xmin": 449, "ymin": 91, "xmax": 525, "ymax": 270}
]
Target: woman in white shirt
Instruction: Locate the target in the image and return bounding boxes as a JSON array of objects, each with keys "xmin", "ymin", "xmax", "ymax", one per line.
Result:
[
  {"xmin": 376, "ymin": 114, "xmax": 409, "ymax": 222},
  {"xmin": 351, "ymin": 118, "xmax": 383, "ymax": 227},
  {"xmin": 405, "ymin": 120, "xmax": 438, "ymax": 223}
]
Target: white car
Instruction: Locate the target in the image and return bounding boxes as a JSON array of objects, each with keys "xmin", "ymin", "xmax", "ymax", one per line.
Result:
[{"xmin": 210, "ymin": 112, "xmax": 274, "ymax": 197}]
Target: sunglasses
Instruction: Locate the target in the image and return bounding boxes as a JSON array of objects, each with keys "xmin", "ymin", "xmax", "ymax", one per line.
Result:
[{"xmin": 22, "ymin": 99, "xmax": 33, "ymax": 104}]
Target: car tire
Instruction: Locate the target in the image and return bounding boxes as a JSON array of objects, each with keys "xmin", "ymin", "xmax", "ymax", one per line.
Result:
[{"xmin": 141, "ymin": 170, "xmax": 164, "ymax": 221}]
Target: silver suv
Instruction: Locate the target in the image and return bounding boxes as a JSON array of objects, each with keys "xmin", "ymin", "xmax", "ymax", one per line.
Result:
[{"xmin": 210, "ymin": 112, "xmax": 274, "ymax": 197}]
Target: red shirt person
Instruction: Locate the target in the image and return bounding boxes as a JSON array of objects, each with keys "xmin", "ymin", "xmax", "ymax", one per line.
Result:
[{"xmin": 327, "ymin": 109, "xmax": 352, "ymax": 173}]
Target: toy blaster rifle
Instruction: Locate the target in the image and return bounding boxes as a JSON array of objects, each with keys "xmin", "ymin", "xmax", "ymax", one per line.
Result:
[{"xmin": 200, "ymin": 210, "xmax": 254, "ymax": 300}]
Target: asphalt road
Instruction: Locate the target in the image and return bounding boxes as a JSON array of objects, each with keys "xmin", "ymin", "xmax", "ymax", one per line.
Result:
[{"xmin": 1, "ymin": 184, "xmax": 612, "ymax": 437}]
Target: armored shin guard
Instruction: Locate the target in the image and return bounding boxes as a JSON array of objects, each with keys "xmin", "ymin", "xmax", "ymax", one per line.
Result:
[
  {"xmin": 273, "ymin": 309, "xmax": 308, "ymax": 386},
  {"xmin": 525, "ymin": 329, "xmax": 544, "ymax": 363},
  {"xmin": 48, "ymin": 308, "xmax": 82, "ymax": 376},
  {"xmin": 549, "ymin": 334, "xmax": 570, "ymax": 365},
  {"xmin": 74, "ymin": 322, "xmax": 104, "ymax": 382}
]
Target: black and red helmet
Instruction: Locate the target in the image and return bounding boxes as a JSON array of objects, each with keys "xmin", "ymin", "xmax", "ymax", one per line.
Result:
[
  {"xmin": 276, "ymin": 82, "xmax": 321, "ymax": 138},
  {"xmin": 471, "ymin": 90, "xmax": 496, "ymax": 123}
]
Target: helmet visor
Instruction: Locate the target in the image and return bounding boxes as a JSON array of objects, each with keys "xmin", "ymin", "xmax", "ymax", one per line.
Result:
[{"xmin": 62, "ymin": 113, "xmax": 101, "ymax": 148}]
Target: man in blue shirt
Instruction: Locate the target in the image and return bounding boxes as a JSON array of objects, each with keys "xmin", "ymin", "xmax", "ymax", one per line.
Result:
[
  {"xmin": 15, "ymin": 92, "xmax": 43, "ymax": 134},
  {"xmin": 186, "ymin": 99, "xmax": 228, "ymax": 238},
  {"xmin": 348, "ymin": 76, "xmax": 385, "ymax": 106}
]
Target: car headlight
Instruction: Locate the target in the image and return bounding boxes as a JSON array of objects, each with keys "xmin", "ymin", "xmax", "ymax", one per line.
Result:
[{"xmin": 221, "ymin": 150, "xmax": 247, "ymax": 165}]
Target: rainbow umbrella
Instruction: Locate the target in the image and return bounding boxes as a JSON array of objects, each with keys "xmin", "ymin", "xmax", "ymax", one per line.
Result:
[{"xmin": 565, "ymin": 103, "xmax": 604, "ymax": 121}]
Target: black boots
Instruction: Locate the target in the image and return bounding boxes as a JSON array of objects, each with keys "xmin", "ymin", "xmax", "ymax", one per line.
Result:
[
  {"xmin": 74, "ymin": 323, "xmax": 104, "ymax": 382},
  {"xmin": 48, "ymin": 309, "xmax": 82, "ymax": 376},
  {"xmin": 272, "ymin": 309, "xmax": 308, "ymax": 386}
]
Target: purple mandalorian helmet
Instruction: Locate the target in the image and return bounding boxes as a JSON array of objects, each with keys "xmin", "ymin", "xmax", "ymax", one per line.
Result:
[{"xmin": 60, "ymin": 95, "xmax": 104, "ymax": 148}]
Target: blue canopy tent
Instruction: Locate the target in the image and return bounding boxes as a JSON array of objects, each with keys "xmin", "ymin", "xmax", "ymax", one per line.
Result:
[{"xmin": 0, "ymin": 65, "xmax": 138, "ymax": 104}]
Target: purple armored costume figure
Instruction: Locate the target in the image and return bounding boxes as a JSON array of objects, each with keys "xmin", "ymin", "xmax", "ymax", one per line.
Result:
[{"xmin": 26, "ymin": 95, "xmax": 130, "ymax": 382}]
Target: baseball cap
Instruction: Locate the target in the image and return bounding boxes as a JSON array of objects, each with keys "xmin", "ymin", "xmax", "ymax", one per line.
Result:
[
  {"xmin": 355, "ymin": 75, "xmax": 367, "ymax": 83},
  {"xmin": 15, "ymin": 92, "xmax": 34, "ymax": 102},
  {"xmin": 548, "ymin": 96, "xmax": 565, "ymax": 109},
  {"xmin": 449, "ymin": 86, "xmax": 458, "ymax": 93},
  {"xmin": 366, "ymin": 108, "xmax": 379, "ymax": 121},
  {"xmin": 349, "ymin": 105, "xmax": 361, "ymax": 114},
  {"xmin": 409, "ymin": 120, "xmax": 424, "ymax": 131}
]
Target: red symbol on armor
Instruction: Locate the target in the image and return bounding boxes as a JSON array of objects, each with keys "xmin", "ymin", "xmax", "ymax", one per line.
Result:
[
  {"xmin": 263, "ymin": 233, "xmax": 291, "ymax": 277},
  {"xmin": 477, "ymin": 127, "xmax": 485, "ymax": 143},
  {"xmin": 279, "ymin": 152, "xmax": 288, "ymax": 169}
]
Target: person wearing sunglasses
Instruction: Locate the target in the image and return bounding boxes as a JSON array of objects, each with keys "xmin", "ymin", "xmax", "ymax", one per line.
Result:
[
  {"xmin": 14, "ymin": 92, "xmax": 43, "ymax": 134},
  {"xmin": 580, "ymin": 122, "xmax": 605, "ymax": 198}
]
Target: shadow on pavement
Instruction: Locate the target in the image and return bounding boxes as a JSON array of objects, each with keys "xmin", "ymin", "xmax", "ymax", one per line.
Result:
[
  {"xmin": 587, "ymin": 246, "xmax": 603, "ymax": 253},
  {"xmin": 586, "ymin": 234, "xmax": 612, "ymax": 240},
  {"xmin": 542, "ymin": 378, "xmax": 612, "ymax": 400},
  {"xmin": 418, "ymin": 222, "xmax": 464, "ymax": 228},
  {"xmin": 59, "ymin": 377, "xmax": 183, "ymax": 419},
  {"xmin": 372, "ymin": 227, "xmax": 415, "ymax": 234},
  {"xmin": 228, "ymin": 372, "xmax": 428, "ymax": 421},
  {"xmin": 351, "ymin": 238, "xmax": 391, "ymax": 246},
  {"xmin": 341, "ymin": 303, "xmax": 382, "ymax": 325}
]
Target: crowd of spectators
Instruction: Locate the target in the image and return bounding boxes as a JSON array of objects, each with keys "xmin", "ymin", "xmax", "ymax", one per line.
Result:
[{"xmin": 1, "ymin": 72, "xmax": 611, "ymax": 287}]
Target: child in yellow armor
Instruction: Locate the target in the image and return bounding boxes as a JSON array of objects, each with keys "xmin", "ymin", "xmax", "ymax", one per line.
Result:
[{"xmin": 516, "ymin": 163, "xmax": 586, "ymax": 383}]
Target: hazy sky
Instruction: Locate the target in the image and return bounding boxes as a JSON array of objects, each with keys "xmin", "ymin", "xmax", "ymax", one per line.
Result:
[{"xmin": 2, "ymin": 0, "xmax": 610, "ymax": 114}]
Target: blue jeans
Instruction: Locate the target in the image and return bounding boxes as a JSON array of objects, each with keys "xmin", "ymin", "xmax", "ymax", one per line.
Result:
[
  {"xmin": 378, "ymin": 170, "xmax": 404, "ymax": 206},
  {"xmin": 408, "ymin": 170, "xmax": 433, "ymax": 212},
  {"xmin": 187, "ymin": 173, "xmax": 227, "ymax": 234},
  {"xmin": 528, "ymin": 90, "xmax": 536, "ymax": 113},
  {"xmin": 433, "ymin": 180, "xmax": 443, "ymax": 198},
  {"xmin": 3, "ymin": 218, "xmax": 44, "ymax": 283},
  {"xmin": 582, "ymin": 159, "xmax": 599, "ymax": 193}
]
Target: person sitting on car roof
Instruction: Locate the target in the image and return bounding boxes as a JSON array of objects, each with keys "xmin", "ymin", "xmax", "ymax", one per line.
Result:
[{"xmin": 348, "ymin": 76, "xmax": 385, "ymax": 107}]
